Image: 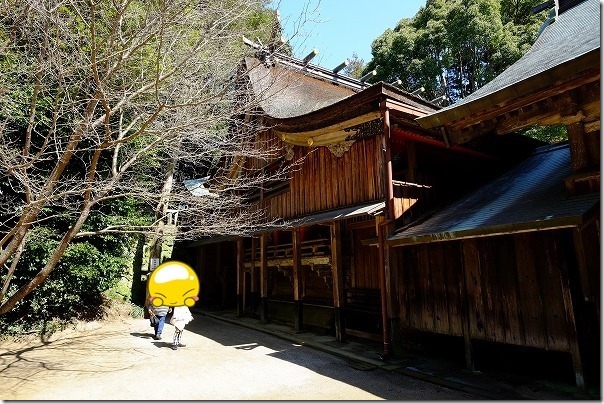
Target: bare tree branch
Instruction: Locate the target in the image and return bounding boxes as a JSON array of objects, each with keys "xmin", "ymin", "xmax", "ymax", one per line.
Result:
[{"xmin": 0, "ymin": 0, "xmax": 301, "ymax": 313}]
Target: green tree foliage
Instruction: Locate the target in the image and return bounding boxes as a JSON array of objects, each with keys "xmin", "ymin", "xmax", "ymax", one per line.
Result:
[
  {"xmin": 343, "ymin": 52, "xmax": 365, "ymax": 79},
  {"xmin": 0, "ymin": 0, "xmax": 283, "ymax": 321},
  {"xmin": 521, "ymin": 124, "xmax": 568, "ymax": 143},
  {"xmin": 366, "ymin": 0, "xmax": 549, "ymax": 102},
  {"xmin": 0, "ymin": 208, "xmax": 136, "ymax": 335}
]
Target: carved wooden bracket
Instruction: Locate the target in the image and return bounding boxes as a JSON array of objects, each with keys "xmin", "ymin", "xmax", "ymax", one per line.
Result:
[
  {"xmin": 327, "ymin": 140, "xmax": 355, "ymax": 157},
  {"xmin": 344, "ymin": 118, "xmax": 383, "ymax": 141},
  {"xmin": 284, "ymin": 143, "xmax": 294, "ymax": 160}
]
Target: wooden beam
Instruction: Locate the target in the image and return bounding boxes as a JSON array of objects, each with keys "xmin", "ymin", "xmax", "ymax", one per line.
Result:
[
  {"xmin": 584, "ymin": 119, "xmax": 600, "ymax": 133},
  {"xmin": 439, "ymin": 126, "xmax": 451, "ymax": 148},
  {"xmin": 275, "ymin": 112, "xmax": 381, "ymax": 146},
  {"xmin": 567, "ymin": 121, "xmax": 590, "ymax": 172},
  {"xmin": 447, "ymin": 74, "xmax": 600, "ymax": 144},
  {"xmin": 448, "ymin": 123, "xmax": 496, "ymax": 145},
  {"xmin": 346, "ymin": 220, "xmax": 377, "ymax": 230},
  {"xmin": 384, "ymin": 98, "xmax": 431, "ymax": 118},
  {"xmin": 243, "ymin": 256, "xmax": 330, "ymax": 268},
  {"xmin": 330, "ymin": 221, "xmax": 345, "ymax": 342}
]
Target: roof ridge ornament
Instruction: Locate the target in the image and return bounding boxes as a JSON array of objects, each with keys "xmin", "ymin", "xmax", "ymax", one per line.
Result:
[
  {"xmin": 333, "ymin": 59, "xmax": 349, "ymax": 74},
  {"xmin": 360, "ymin": 69, "xmax": 376, "ymax": 83},
  {"xmin": 242, "ymin": 35, "xmax": 275, "ymax": 67},
  {"xmin": 303, "ymin": 49, "xmax": 319, "ymax": 64}
]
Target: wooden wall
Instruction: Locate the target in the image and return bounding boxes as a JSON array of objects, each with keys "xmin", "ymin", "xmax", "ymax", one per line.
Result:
[
  {"xmin": 392, "ymin": 229, "xmax": 584, "ymax": 352},
  {"xmin": 348, "ymin": 225, "xmax": 380, "ymax": 289},
  {"xmin": 395, "ymin": 241, "xmax": 464, "ymax": 336},
  {"xmin": 260, "ymin": 134, "xmax": 385, "ymax": 219},
  {"xmin": 193, "ymin": 242, "xmax": 238, "ymax": 309}
]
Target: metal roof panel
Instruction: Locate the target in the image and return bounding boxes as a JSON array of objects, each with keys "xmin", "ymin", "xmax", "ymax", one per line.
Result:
[{"xmin": 388, "ymin": 143, "xmax": 599, "ymax": 245}]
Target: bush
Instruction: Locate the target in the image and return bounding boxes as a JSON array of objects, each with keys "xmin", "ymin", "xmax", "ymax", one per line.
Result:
[{"xmin": 0, "ymin": 227, "xmax": 136, "ymax": 336}]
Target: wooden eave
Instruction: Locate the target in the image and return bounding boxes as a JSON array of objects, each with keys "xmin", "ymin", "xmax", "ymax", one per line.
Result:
[
  {"xmin": 270, "ymin": 82, "xmax": 437, "ymax": 146},
  {"xmin": 417, "ymin": 49, "xmax": 600, "ymax": 145},
  {"xmin": 388, "ymin": 214, "xmax": 586, "ymax": 248}
]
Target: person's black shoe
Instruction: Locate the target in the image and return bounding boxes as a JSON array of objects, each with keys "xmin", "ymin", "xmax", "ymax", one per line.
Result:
[{"xmin": 178, "ymin": 343, "xmax": 186, "ymax": 347}]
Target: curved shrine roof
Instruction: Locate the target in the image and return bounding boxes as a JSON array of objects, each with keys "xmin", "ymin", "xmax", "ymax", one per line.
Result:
[{"xmin": 245, "ymin": 57, "xmax": 357, "ymax": 119}]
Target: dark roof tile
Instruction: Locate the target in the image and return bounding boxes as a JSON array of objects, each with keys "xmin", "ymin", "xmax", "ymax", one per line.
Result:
[{"xmin": 388, "ymin": 143, "xmax": 599, "ymax": 245}]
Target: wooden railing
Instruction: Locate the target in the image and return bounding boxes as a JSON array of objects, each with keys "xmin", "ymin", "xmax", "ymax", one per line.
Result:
[{"xmin": 243, "ymin": 238, "xmax": 331, "ymax": 268}]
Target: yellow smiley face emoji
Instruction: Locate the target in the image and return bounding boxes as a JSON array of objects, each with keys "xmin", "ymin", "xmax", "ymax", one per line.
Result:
[{"xmin": 147, "ymin": 261, "xmax": 199, "ymax": 307}]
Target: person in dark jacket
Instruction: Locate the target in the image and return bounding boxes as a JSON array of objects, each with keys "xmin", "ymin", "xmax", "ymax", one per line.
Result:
[{"xmin": 148, "ymin": 297, "xmax": 171, "ymax": 340}]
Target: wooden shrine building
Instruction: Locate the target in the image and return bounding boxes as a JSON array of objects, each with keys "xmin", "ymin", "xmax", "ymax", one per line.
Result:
[
  {"xmin": 409, "ymin": 0, "xmax": 600, "ymax": 391},
  {"xmin": 175, "ymin": 0, "xmax": 599, "ymax": 393}
]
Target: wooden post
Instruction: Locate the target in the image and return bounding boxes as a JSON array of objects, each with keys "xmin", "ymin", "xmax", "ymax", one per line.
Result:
[
  {"xmin": 292, "ymin": 228, "xmax": 304, "ymax": 332},
  {"xmin": 381, "ymin": 104, "xmax": 395, "ymax": 220},
  {"xmin": 381, "ymin": 220, "xmax": 397, "ymax": 321},
  {"xmin": 330, "ymin": 221, "xmax": 345, "ymax": 342},
  {"xmin": 572, "ymin": 223, "xmax": 601, "ymax": 391},
  {"xmin": 461, "ymin": 241, "xmax": 477, "ymax": 371},
  {"xmin": 377, "ymin": 216, "xmax": 392, "ymax": 358},
  {"xmin": 379, "ymin": 102, "xmax": 394, "ymax": 358},
  {"xmin": 216, "ymin": 243, "xmax": 223, "ymax": 308},
  {"xmin": 567, "ymin": 122, "xmax": 589, "ymax": 173},
  {"xmin": 250, "ymin": 237, "xmax": 258, "ymax": 316},
  {"xmin": 260, "ymin": 233, "xmax": 268, "ymax": 323},
  {"xmin": 559, "ymin": 250, "xmax": 586, "ymax": 392},
  {"xmin": 558, "ymin": 226, "xmax": 602, "ymax": 392},
  {"xmin": 236, "ymin": 238, "xmax": 244, "ymax": 317}
]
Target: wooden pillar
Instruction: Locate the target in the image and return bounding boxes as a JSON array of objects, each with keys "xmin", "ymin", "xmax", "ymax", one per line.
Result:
[
  {"xmin": 216, "ymin": 243, "xmax": 223, "ymax": 308},
  {"xmin": 236, "ymin": 238, "xmax": 244, "ymax": 317},
  {"xmin": 559, "ymin": 249, "xmax": 586, "ymax": 392},
  {"xmin": 381, "ymin": 104, "xmax": 395, "ymax": 219},
  {"xmin": 381, "ymin": 221, "xmax": 396, "ymax": 318},
  {"xmin": 461, "ymin": 240, "xmax": 477, "ymax": 372},
  {"xmin": 250, "ymin": 237, "xmax": 258, "ymax": 316},
  {"xmin": 376, "ymin": 217, "xmax": 392, "ymax": 358},
  {"xmin": 260, "ymin": 233, "xmax": 268, "ymax": 323},
  {"xmin": 574, "ymin": 222, "xmax": 601, "ymax": 391},
  {"xmin": 564, "ymin": 226, "xmax": 600, "ymax": 392},
  {"xmin": 292, "ymin": 228, "xmax": 304, "ymax": 332},
  {"xmin": 379, "ymin": 102, "xmax": 394, "ymax": 358},
  {"xmin": 567, "ymin": 121, "xmax": 589, "ymax": 172},
  {"xmin": 330, "ymin": 221, "xmax": 345, "ymax": 342}
]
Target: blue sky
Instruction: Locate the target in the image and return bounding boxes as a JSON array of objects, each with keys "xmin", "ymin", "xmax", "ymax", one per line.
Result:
[{"xmin": 268, "ymin": 0, "xmax": 427, "ymax": 69}]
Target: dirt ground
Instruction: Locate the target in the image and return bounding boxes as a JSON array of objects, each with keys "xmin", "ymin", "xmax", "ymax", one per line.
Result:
[{"xmin": 1, "ymin": 309, "xmax": 485, "ymax": 400}]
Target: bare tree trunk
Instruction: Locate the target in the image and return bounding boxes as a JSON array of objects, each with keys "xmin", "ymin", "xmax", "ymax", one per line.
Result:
[
  {"xmin": 0, "ymin": 0, "xmax": 295, "ymax": 315},
  {"xmin": 0, "ymin": 236, "xmax": 26, "ymax": 303}
]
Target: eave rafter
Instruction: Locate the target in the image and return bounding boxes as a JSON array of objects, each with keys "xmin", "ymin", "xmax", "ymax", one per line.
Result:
[{"xmin": 444, "ymin": 72, "xmax": 600, "ymax": 145}]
